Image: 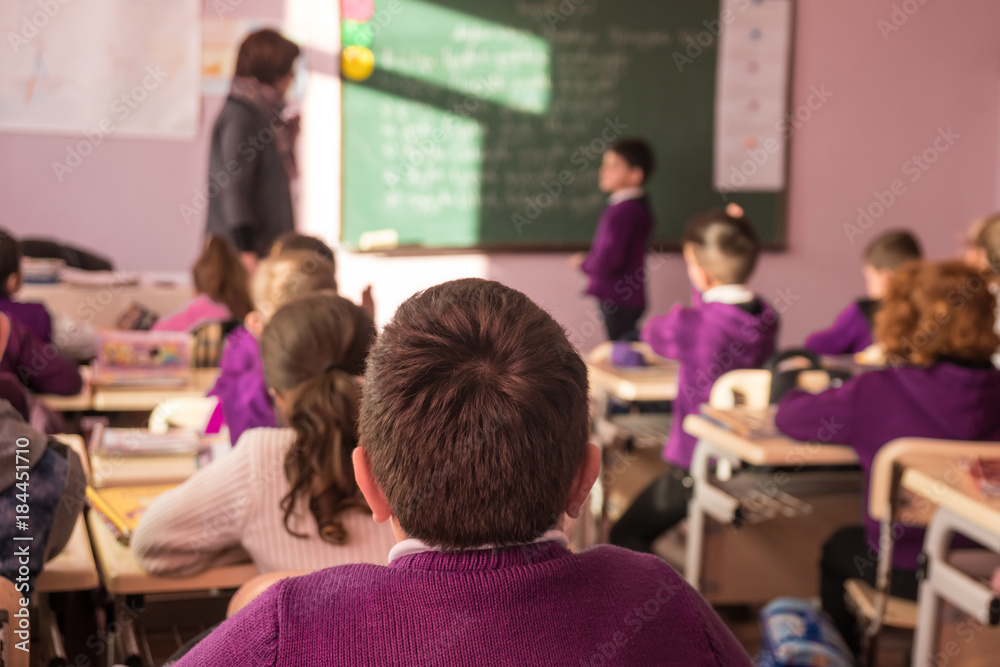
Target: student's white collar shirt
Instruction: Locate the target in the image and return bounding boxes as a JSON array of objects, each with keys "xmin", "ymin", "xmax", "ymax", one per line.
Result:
[
  {"xmin": 387, "ymin": 529, "xmax": 569, "ymax": 563},
  {"xmin": 608, "ymin": 187, "xmax": 645, "ymax": 205},
  {"xmin": 701, "ymin": 284, "xmax": 755, "ymax": 305}
]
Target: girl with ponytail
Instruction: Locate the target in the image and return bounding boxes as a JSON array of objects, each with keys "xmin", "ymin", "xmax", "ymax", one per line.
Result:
[{"xmin": 132, "ymin": 292, "xmax": 395, "ymax": 576}]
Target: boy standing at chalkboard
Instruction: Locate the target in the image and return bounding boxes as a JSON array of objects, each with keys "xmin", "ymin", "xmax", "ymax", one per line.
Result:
[{"xmin": 576, "ymin": 139, "xmax": 656, "ymax": 341}]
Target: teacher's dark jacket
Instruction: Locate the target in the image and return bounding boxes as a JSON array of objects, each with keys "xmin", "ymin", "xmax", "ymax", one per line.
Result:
[{"xmin": 205, "ymin": 96, "xmax": 294, "ymax": 257}]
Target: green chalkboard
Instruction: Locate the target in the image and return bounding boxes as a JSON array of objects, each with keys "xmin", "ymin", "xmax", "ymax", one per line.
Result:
[{"xmin": 342, "ymin": 0, "xmax": 787, "ymax": 251}]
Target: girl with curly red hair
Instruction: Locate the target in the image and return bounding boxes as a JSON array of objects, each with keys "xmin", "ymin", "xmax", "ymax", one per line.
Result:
[{"xmin": 775, "ymin": 260, "xmax": 1000, "ymax": 655}]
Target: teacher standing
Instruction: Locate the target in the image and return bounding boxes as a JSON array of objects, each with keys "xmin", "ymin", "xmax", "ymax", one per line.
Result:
[{"xmin": 205, "ymin": 29, "xmax": 300, "ymax": 272}]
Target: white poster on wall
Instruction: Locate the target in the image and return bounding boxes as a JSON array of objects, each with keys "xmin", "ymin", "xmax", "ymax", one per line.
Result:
[
  {"xmin": 713, "ymin": 0, "xmax": 793, "ymax": 193},
  {"xmin": 0, "ymin": 0, "xmax": 199, "ymax": 139}
]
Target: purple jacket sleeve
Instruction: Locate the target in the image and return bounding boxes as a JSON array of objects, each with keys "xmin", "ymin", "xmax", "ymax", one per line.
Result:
[
  {"xmin": 581, "ymin": 207, "xmax": 631, "ymax": 279},
  {"xmin": 641, "ymin": 305, "xmax": 694, "ymax": 361},
  {"xmin": 175, "ymin": 579, "xmax": 281, "ymax": 666},
  {"xmin": 207, "ymin": 329, "xmax": 275, "ymax": 443},
  {"xmin": 7, "ymin": 319, "xmax": 82, "ymax": 395},
  {"xmin": 774, "ymin": 385, "xmax": 856, "ymax": 446},
  {"xmin": 803, "ymin": 303, "xmax": 866, "ymax": 356}
]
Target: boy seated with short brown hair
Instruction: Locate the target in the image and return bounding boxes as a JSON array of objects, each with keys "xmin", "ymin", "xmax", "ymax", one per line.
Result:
[{"xmin": 177, "ymin": 278, "xmax": 751, "ymax": 666}]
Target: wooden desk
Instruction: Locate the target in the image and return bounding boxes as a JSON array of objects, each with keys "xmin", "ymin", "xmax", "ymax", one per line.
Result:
[
  {"xmin": 35, "ymin": 515, "xmax": 99, "ymax": 594},
  {"xmin": 586, "ymin": 342, "xmax": 679, "ymax": 402},
  {"xmin": 682, "ymin": 413, "xmax": 860, "ymax": 604},
  {"xmin": 902, "ymin": 461, "xmax": 1000, "ymax": 666},
  {"xmin": 87, "ymin": 511, "xmax": 257, "ymax": 666},
  {"xmin": 91, "ymin": 368, "xmax": 219, "ymax": 412}
]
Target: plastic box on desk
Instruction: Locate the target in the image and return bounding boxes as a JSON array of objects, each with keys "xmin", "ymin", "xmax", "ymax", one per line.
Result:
[{"xmin": 92, "ymin": 330, "xmax": 191, "ymax": 387}]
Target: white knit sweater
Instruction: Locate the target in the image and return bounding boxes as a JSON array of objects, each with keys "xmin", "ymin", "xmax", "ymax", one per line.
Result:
[{"xmin": 131, "ymin": 427, "xmax": 396, "ymax": 576}]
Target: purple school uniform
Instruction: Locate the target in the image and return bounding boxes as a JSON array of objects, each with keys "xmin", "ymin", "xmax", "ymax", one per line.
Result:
[
  {"xmin": 0, "ymin": 298, "xmax": 52, "ymax": 343},
  {"xmin": 803, "ymin": 299, "xmax": 878, "ymax": 356},
  {"xmin": 775, "ymin": 362, "xmax": 1000, "ymax": 570},
  {"xmin": 176, "ymin": 542, "xmax": 752, "ymax": 666},
  {"xmin": 581, "ymin": 198, "xmax": 655, "ymax": 309},
  {"xmin": 207, "ymin": 326, "xmax": 275, "ymax": 443},
  {"xmin": 642, "ymin": 295, "xmax": 779, "ymax": 468},
  {"xmin": 1, "ymin": 315, "xmax": 81, "ymax": 395}
]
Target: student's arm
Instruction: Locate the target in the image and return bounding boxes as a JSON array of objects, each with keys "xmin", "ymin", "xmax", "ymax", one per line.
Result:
[
  {"xmin": 774, "ymin": 382, "xmax": 857, "ymax": 445},
  {"xmin": 580, "ymin": 208, "xmax": 632, "ymax": 278},
  {"xmin": 682, "ymin": 583, "xmax": 755, "ymax": 665},
  {"xmin": 640, "ymin": 305, "xmax": 695, "ymax": 361},
  {"xmin": 216, "ymin": 105, "xmax": 262, "ymax": 254},
  {"xmin": 11, "ymin": 323, "xmax": 83, "ymax": 395},
  {"xmin": 131, "ymin": 436, "xmax": 258, "ymax": 577},
  {"xmin": 174, "ymin": 579, "xmax": 281, "ymax": 666},
  {"xmin": 803, "ymin": 303, "xmax": 862, "ymax": 356}
]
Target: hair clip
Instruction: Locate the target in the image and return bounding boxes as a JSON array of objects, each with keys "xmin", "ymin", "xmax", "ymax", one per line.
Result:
[
  {"xmin": 726, "ymin": 203, "xmax": 744, "ymax": 219},
  {"xmin": 323, "ymin": 362, "xmax": 341, "ymax": 374}
]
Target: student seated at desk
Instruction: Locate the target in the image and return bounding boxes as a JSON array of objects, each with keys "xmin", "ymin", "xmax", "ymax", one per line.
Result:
[
  {"xmin": 804, "ymin": 230, "xmax": 922, "ymax": 356},
  {"xmin": 152, "ymin": 235, "xmax": 252, "ymax": 333},
  {"xmin": 610, "ymin": 205, "xmax": 778, "ymax": 553},
  {"xmin": 133, "ymin": 292, "xmax": 395, "ymax": 575},
  {"xmin": 775, "ymin": 260, "xmax": 1000, "ymax": 655},
  {"xmin": 965, "ymin": 212, "xmax": 1000, "ymax": 367},
  {"xmin": 0, "ymin": 227, "xmax": 54, "ymax": 342},
  {"xmin": 0, "ymin": 399, "xmax": 85, "ymax": 596},
  {"xmin": 173, "ymin": 278, "xmax": 752, "ymax": 666},
  {"xmin": 0, "ymin": 310, "xmax": 81, "ymax": 396},
  {"xmin": 206, "ymin": 250, "xmax": 336, "ymax": 442},
  {"xmin": 269, "ymin": 232, "xmax": 376, "ymax": 320}
]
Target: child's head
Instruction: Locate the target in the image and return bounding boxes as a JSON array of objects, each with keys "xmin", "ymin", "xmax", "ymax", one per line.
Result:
[
  {"xmin": 246, "ymin": 251, "xmax": 337, "ymax": 336},
  {"xmin": 235, "ymin": 29, "xmax": 300, "ymax": 94},
  {"xmin": 261, "ymin": 291, "xmax": 376, "ymax": 544},
  {"xmin": 0, "ymin": 228, "xmax": 23, "ymax": 298},
  {"xmin": 193, "ymin": 235, "xmax": 253, "ymax": 321},
  {"xmin": 599, "ymin": 138, "xmax": 655, "ymax": 194},
  {"xmin": 269, "ymin": 232, "xmax": 336, "ymax": 268},
  {"xmin": 682, "ymin": 204, "xmax": 760, "ymax": 291},
  {"xmin": 968, "ymin": 213, "xmax": 1000, "ymax": 273},
  {"xmin": 862, "ymin": 230, "xmax": 922, "ymax": 299},
  {"xmin": 356, "ymin": 278, "xmax": 600, "ymax": 548},
  {"xmin": 876, "ymin": 260, "xmax": 998, "ymax": 367}
]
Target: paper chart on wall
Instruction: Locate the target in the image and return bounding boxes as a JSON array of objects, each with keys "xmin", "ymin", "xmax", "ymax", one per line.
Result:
[
  {"xmin": 0, "ymin": 0, "xmax": 199, "ymax": 139},
  {"xmin": 713, "ymin": 0, "xmax": 793, "ymax": 192}
]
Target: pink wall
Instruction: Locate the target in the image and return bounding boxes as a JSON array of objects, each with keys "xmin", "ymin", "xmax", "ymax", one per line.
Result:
[{"xmin": 3, "ymin": 0, "xmax": 999, "ymax": 351}]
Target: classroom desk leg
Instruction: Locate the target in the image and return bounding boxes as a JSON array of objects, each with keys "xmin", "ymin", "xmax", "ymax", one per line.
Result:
[
  {"xmin": 912, "ymin": 507, "xmax": 1000, "ymax": 667},
  {"xmin": 107, "ymin": 595, "xmax": 146, "ymax": 667},
  {"xmin": 684, "ymin": 439, "xmax": 742, "ymax": 591}
]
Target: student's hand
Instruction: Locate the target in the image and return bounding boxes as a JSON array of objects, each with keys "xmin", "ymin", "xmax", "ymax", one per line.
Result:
[
  {"xmin": 240, "ymin": 252, "xmax": 259, "ymax": 276},
  {"xmin": 569, "ymin": 252, "xmax": 586, "ymax": 270},
  {"xmin": 361, "ymin": 285, "xmax": 375, "ymax": 320}
]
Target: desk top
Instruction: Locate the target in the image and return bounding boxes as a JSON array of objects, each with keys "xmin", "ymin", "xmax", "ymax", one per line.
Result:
[
  {"xmin": 91, "ymin": 368, "xmax": 219, "ymax": 412},
  {"xmin": 902, "ymin": 463, "xmax": 1000, "ymax": 536},
  {"xmin": 586, "ymin": 343, "xmax": 678, "ymax": 402},
  {"xmin": 87, "ymin": 511, "xmax": 258, "ymax": 595},
  {"xmin": 35, "ymin": 515, "xmax": 100, "ymax": 593},
  {"xmin": 683, "ymin": 414, "xmax": 858, "ymax": 467}
]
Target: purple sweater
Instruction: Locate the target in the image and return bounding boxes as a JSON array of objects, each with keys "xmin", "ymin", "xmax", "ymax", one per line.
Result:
[
  {"xmin": 207, "ymin": 326, "xmax": 275, "ymax": 443},
  {"xmin": 176, "ymin": 542, "xmax": 751, "ymax": 666},
  {"xmin": 0, "ymin": 298, "xmax": 52, "ymax": 343},
  {"xmin": 775, "ymin": 362, "xmax": 1000, "ymax": 570},
  {"xmin": 803, "ymin": 299, "xmax": 878, "ymax": 356},
  {"xmin": 581, "ymin": 198, "xmax": 655, "ymax": 309},
  {"xmin": 1, "ymin": 314, "xmax": 81, "ymax": 396},
  {"xmin": 643, "ymin": 296, "xmax": 779, "ymax": 468}
]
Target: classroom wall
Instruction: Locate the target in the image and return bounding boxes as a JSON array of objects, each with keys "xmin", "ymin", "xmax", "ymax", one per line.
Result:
[{"xmin": 3, "ymin": 0, "xmax": 999, "ymax": 352}]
